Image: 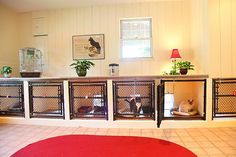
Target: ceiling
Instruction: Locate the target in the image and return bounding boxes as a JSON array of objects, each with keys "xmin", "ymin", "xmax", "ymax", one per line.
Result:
[{"xmin": 0, "ymin": 0, "xmax": 179, "ymax": 12}]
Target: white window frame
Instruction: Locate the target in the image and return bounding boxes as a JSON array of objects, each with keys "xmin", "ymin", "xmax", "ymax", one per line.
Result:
[{"xmin": 120, "ymin": 17, "xmax": 153, "ymax": 59}]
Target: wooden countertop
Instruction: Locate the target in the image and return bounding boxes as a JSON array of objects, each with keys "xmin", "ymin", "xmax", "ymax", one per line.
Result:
[{"xmin": 0, "ymin": 74, "xmax": 209, "ymax": 81}]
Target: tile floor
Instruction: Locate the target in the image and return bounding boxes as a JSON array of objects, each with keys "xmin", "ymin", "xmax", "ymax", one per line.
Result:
[{"xmin": 0, "ymin": 124, "xmax": 235, "ymax": 157}]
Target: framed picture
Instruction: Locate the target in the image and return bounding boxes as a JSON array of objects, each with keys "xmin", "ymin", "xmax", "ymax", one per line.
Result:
[{"xmin": 72, "ymin": 34, "xmax": 105, "ymax": 60}]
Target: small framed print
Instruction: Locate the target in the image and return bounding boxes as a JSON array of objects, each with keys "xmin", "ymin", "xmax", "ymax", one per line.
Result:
[{"xmin": 72, "ymin": 34, "xmax": 105, "ymax": 60}]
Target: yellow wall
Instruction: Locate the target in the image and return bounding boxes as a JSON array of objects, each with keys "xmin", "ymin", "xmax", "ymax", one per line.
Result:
[
  {"xmin": 18, "ymin": 1, "xmax": 203, "ymax": 77},
  {"xmin": 1, "ymin": 0, "xmax": 236, "ymax": 78},
  {"xmin": 208, "ymin": 0, "xmax": 236, "ymax": 77},
  {"xmin": 165, "ymin": 81, "xmax": 205, "ymax": 115},
  {"xmin": 0, "ymin": 4, "xmax": 19, "ymax": 76}
]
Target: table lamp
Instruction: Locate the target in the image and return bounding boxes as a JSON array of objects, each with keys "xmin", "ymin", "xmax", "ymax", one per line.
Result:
[{"xmin": 170, "ymin": 49, "xmax": 181, "ymax": 75}]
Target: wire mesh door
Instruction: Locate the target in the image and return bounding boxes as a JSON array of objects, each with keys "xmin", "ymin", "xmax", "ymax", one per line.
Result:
[
  {"xmin": 0, "ymin": 81, "xmax": 24, "ymax": 116},
  {"xmin": 69, "ymin": 81, "xmax": 107, "ymax": 119},
  {"xmin": 29, "ymin": 81, "xmax": 64, "ymax": 118},
  {"xmin": 213, "ymin": 78, "xmax": 236, "ymax": 118},
  {"xmin": 157, "ymin": 82, "xmax": 164, "ymax": 127},
  {"xmin": 113, "ymin": 80, "xmax": 155, "ymax": 120}
]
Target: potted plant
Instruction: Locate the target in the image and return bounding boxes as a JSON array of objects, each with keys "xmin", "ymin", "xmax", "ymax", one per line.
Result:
[
  {"xmin": 176, "ymin": 61, "xmax": 194, "ymax": 75},
  {"xmin": 70, "ymin": 60, "xmax": 95, "ymax": 77},
  {"xmin": 1, "ymin": 66, "xmax": 12, "ymax": 78},
  {"xmin": 169, "ymin": 66, "xmax": 179, "ymax": 75}
]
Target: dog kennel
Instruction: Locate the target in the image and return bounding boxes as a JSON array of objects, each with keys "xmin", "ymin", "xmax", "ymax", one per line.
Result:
[
  {"xmin": 113, "ymin": 80, "xmax": 155, "ymax": 120},
  {"xmin": 158, "ymin": 79, "xmax": 206, "ymax": 127},
  {"xmin": 213, "ymin": 78, "xmax": 236, "ymax": 118},
  {"xmin": 69, "ymin": 81, "xmax": 107, "ymax": 119},
  {"xmin": 0, "ymin": 81, "xmax": 24, "ymax": 116},
  {"xmin": 29, "ymin": 81, "xmax": 64, "ymax": 118}
]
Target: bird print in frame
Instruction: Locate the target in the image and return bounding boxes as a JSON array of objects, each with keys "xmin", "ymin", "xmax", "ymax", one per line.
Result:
[{"xmin": 72, "ymin": 34, "xmax": 105, "ymax": 60}]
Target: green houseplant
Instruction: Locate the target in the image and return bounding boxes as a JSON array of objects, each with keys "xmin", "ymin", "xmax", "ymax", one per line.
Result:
[
  {"xmin": 0, "ymin": 66, "xmax": 12, "ymax": 78},
  {"xmin": 70, "ymin": 60, "xmax": 95, "ymax": 77},
  {"xmin": 176, "ymin": 61, "xmax": 194, "ymax": 75}
]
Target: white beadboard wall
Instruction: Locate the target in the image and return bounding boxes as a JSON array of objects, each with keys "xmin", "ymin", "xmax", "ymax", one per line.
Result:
[
  {"xmin": 2, "ymin": 0, "xmax": 236, "ymax": 78},
  {"xmin": 208, "ymin": 0, "xmax": 236, "ymax": 78},
  {"xmin": 190, "ymin": 0, "xmax": 208, "ymax": 74},
  {"xmin": 18, "ymin": 1, "xmax": 201, "ymax": 77}
]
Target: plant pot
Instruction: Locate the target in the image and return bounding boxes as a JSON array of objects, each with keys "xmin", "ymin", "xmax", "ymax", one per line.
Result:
[
  {"xmin": 76, "ymin": 69, "xmax": 87, "ymax": 77},
  {"xmin": 3, "ymin": 73, "xmax": 11, "ymax": 78},
  {"xmin": 180, "ymin": 68, "xmax": 188, "ymax": 75}
]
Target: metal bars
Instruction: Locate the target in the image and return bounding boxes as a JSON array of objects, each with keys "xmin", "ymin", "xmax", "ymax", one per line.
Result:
[
  {"xmin": 113, "ymin": 80, "xmax": 155, "ymax": 120},
  {"xmin": 213, "ymin": 78, "xmax": 236, "ymax": 118},
  {"xmin": 29, "ymin": 81, "xmax": 64, "ymax": 118},
  {"xmin": 69, "ymin": 81, "xmax": 108, "ymax": 119},
  {"xmin": 0, "ymin": 81, "xmax": 24, "ymax": 116}
]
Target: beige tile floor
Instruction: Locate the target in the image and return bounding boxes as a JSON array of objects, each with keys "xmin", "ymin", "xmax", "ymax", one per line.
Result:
[{"xmin": 0, "ymin": 124, "xmax": 236, "ymax": 157}]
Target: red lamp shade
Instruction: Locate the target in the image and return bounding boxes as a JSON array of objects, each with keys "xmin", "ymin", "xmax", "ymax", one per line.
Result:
[{"xmin": 170, "ymin": 49, "xmax": 181, "ymax": 59}]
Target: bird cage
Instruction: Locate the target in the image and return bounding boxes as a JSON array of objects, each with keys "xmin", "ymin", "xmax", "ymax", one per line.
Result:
[{"xmin": 19, "ymin": 47, "xmax": 43, "ymax": 77}]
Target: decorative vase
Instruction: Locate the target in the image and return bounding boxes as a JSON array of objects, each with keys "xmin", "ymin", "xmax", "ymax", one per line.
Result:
[
  {"xmin": 3, "ymin": 73, "xmax": 11, "ymax": 78},
  {"xmin": 76, "ymin": 69, "xmax": 87, "ymax": 77},
  {"xmin": 180, "ymin": 68, "xmax": 188, "ymax": 75}
]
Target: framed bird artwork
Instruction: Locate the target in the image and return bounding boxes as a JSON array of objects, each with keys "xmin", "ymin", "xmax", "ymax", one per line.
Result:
[{"xmin": 72, "ymin": 34, "xmax": 105, "ymax": 60}]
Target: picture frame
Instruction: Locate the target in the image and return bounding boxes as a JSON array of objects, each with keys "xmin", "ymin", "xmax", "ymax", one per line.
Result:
[{"xmin": 72, "ymin": 34, "xmax": 105, "ymax": 60}]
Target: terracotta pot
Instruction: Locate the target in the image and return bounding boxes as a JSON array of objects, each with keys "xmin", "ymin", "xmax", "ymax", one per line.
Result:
[{"xmin": 180, "ymin": 68, "xmax": 188, "ymax": 75}]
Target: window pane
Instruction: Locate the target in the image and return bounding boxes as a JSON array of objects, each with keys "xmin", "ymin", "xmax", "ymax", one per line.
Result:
[
  {"xmin": 121, "ymin": 19, "xmax": 151, "ymax": 39},
  {"xmin": 121, "ymin": 39, "xmax": 151, "ymax": 58},
  {"xmin": 120, "ymin": 18, "xmax": 152, "ymax": 59}
]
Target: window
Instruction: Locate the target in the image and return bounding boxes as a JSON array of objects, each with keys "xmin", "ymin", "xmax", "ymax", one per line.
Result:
[{"xmin": 120, "ymin": 18, "xmax": 152, "ymax": 58}]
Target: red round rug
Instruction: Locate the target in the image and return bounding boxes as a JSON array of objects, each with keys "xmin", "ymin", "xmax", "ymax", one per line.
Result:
[{"xmin": 11, "ymin": 135, "xmax": 197, "ymax": 157}]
